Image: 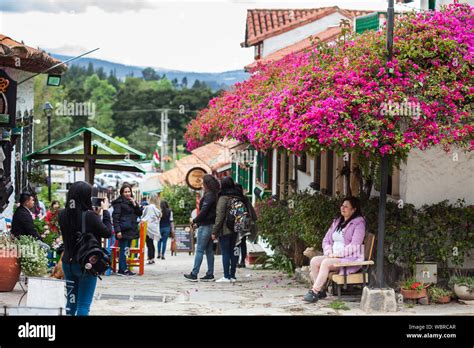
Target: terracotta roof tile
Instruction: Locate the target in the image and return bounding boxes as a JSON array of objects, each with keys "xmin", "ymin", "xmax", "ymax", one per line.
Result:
[
  {"xmin": 242, "ymin": 7, "xmax": 373, "ymax": 47},
  {"xmin": 0, "ymin": 34, "xmax": 66, "ymax": 74}
]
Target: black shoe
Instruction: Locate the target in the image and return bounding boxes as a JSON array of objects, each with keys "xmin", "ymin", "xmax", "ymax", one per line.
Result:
[
  {"xmin": 157, "ymin": 255, "xmax": 161, "ymax": 259},
  {"xmin": 184, "ymin": 273, "xmax": 198, "ymax": 282},
  {"xmin": 303, "ymin": 290, "xmax": 319, "ymax": 303},
  {"xmin": 124, "ymin": 270, "xmax": 136, "ymax": 276},
  {"xmin": 117, "ymin": 270, "xmax": 126, "ymax": 276},
  {"xmin": 237, "ymin": 263, "xmax": 246, "ymax": 268},
  {"xmin": 161, "ymin": 256, "xmax": 165, "ymax": 260},
  {"xmin": 318, "ymin": 290, "xmax": 327, "ymax": 299},
  {"xmin": 200, "ymin": 274, "xmax": 215, "ymax": 282}
]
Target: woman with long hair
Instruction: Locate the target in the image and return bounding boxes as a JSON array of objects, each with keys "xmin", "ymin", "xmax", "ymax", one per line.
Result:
[
  {"xmin": 184, "ymin": 174, "xmax": 220, "ymax": 282},
  {"xmin": 303, "ymin": 196, "xmax": 366, "ymax": 303},
  {"xmin": 112, "ymin": 183, "xmax": 143, "ymax": 276},
  {"xmin": 58, "ymin": 181, "xmax": 112, "ymax": 316},
  {"xmin": 211, "ymin": 176, "xmax": 244, "ymax": 283},
  {"xmin": 157, "ymin": 200, "xmax": 174, "ymax": 260},
  {"xmin": 142, "ymin": 194, "xmax": 162, "ymax": 264}
]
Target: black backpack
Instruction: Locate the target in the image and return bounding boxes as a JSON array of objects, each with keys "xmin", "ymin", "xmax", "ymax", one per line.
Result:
[
  {"xmin": 74, "ymin": 211, "xmax": 110, "ymax": 279},
  {"xmin": 225, "ymin": 197, "xmax": 251, "ymax": 234}
]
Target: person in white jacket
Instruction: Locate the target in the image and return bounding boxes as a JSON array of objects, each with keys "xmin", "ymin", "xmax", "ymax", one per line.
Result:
[{"xmin": 141, "ymin": 195, "xmax": 162, "ymax": 264}]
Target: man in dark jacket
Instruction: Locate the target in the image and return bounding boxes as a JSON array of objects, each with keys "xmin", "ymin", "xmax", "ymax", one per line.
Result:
[
  {"xmin": 11, "ymin": 192, "xmax": 50, "ymax": 250},
  {"xmin": 184, "ymin": 174, "xmax": 219, "ymax": 282}
]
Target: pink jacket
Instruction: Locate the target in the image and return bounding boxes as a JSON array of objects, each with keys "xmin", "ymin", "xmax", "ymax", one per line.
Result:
[{"xmin": 322, "ymin": 216, "xmax": 366, "ymax": 275}]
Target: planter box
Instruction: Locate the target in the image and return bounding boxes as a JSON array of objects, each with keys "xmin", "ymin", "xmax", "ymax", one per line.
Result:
[
  {"xmin": 401, "ymin": 288, "xmax": 427, "ymax": 300},
  {"xmin": 26, "ymin": 277, "xmax": 67, "ymax": 310},
  {"xmin": 435, "ymin": 295, "xmax": 451, "ymax": 304}
]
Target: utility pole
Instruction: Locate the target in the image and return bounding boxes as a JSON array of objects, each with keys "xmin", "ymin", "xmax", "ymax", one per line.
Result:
[
  {"xmin": 172, "ymin": 138, "xmax": 177, "ymax": 167},
  {"xmin": 160, "ymin": 110, "xmax": 169, "ymax": 171}
]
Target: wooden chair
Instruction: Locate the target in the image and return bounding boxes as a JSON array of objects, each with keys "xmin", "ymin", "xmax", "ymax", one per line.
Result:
[
  {"xmin": 111, "ymin": 221, "xmax": 146, "ymax": 275},
  {"xmin": 329, "ymin": 233, "xmax": 376, "ymax": 298}
]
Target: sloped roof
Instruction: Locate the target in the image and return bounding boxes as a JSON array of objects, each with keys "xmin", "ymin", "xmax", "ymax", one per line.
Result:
[
  {"xmin": 242, "ymin": 7, "xmax": 373, "ymax": 47},
  {"xmin": 0, "ymin": 34, "xmax": 66, "ymax": 74},
  {"xmin": 245, "ymin": 26, "xmax": 342, "ymax": 71}
]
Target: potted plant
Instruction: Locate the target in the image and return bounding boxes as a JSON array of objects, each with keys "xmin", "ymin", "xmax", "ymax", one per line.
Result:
[
  {"xmin": 18, "ymin": 235, "xmax": 48, "ymax": 277},
  {"xmin": 0, "ymin": 233, "xmax": 20, "ymax": 292},
  {"xmin": 428, "ymin": 286, "xmax": 452, "ymax": 304},
  {"xmin": 400, "ymin": 278, "xmax": 428, "ymax": 300},
  {"xmin": 449, "ymin": 276, "xmax": 474, "ymax": 301}
]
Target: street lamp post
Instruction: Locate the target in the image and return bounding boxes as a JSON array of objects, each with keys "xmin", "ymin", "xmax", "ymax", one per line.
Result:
[
  {"xmin": 148, "ymin": 132, "xmax": 163, "ymax": 172},
  {"xmin": 43, "ymin": 102, "xmax": 53, "ymax": 202}
]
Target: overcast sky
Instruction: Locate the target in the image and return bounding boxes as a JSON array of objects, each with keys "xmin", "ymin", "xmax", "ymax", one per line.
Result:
[{"xmin": 1, "ymin": 0, "xmax": 408, "ymax": 72}]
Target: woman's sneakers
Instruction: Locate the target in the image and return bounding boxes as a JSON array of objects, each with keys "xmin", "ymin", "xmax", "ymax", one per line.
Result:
[
  {"xmin": 199, "ymin": 274, "xmax": 215, "ymax": 282},
  {"xmin": 146, "ymin": 259, "xmax": 155, "ymax": 265},
  {"xmin": 215, "ymin": 277, "xmax": 231, "ymax": 283},
  {"xmin": 117, "ymin": 270, "xmax": 136, "ymax": 277}
]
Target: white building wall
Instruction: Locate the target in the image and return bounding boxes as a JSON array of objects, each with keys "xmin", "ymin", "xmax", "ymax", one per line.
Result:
[
  {"xmin": 297, "ymin": 158, "xmax": 314, "ymax": 193},
  {"xmin": 399, "ymin": 146, "xmax": 474, "ymax": 208},
  {"xmin": 262, "ymin": 12, "xmax": 346, "ymax": 57}
]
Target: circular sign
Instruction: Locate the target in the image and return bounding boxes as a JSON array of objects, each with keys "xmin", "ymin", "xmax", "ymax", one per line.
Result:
[{"xmin": 185, "ymin": 167, "xmax": 207, "ymax": 190}]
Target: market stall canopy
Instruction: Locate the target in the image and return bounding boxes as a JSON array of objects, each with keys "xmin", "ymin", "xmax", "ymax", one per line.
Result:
[
  {"xmin": 0, "ymin": 34, "xmax": 66, "ymax": 74},
  {"xmin": 139, "ymin": 173, "xmax": 164, "ymax": 195},
  {"xmin": 24, "ymin": 127, "xmax": 147, "ymax": 184}
]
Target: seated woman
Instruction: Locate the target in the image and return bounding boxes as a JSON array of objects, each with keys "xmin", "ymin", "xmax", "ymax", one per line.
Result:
[{"xmin": 304, "ymin": 196, "xmax": 366, "ymax": 303}]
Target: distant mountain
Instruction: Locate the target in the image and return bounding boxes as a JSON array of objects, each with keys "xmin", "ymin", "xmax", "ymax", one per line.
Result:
[{"xmin": 51, "ymin": 54, "xmax": 249, "ymax": 91}]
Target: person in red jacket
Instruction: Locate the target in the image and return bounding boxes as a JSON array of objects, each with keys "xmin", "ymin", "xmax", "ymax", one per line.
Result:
[{"xmin": 45, "ymin": 200, "xmax": 61, "ymax": 234}]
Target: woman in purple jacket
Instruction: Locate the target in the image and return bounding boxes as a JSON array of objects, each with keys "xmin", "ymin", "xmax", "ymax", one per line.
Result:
[{"xmin": 304, "ymin": 196, "xmax": 366, "ymax": 303}]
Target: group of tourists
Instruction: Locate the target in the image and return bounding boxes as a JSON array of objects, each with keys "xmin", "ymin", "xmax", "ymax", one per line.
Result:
[{"xmin": 184, "ymin": 175, "xmax": 258, "ymax": 283}]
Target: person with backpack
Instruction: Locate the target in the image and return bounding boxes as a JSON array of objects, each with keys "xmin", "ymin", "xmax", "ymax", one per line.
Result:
[
  {"xmin": 184, "ymin": 174, "xmax": 219, "ymax": 282},
  {"xmin": 58, "ymin": 181, "xmax": 112, "ymax": 316},
  {"xmin": 211, "ymin": 176, "xmax": 248, "ymax": 283},
  {"xmin": 141, "ymin": 194, "xmax": 162, "ymax": 264},
  {"xmin": 234, "ymin": 184, "xmax": 258, "ymax": 268},
  {"xmin": 157, "ymin": 200, "xmax": 173, "ymax": 260},
  {"xmin": 112, "ymin": 183, "xmax": 143, "ymax": 276}
]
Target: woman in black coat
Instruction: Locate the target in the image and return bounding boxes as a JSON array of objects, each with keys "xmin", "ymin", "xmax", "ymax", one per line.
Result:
[
  {"xmin": 112, "ymin": 183, "xmax": 143, "ymax": 276},
  {"xmin": 58, "ymin": 181, "xmax": 112, "ymax": 316}
]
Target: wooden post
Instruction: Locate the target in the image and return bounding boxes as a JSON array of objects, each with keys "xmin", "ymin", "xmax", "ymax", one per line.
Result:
[
  {"xmin": 83, "ymin": 130, "xmax": 93, "ymax": 184},
  {"xmin": 320, "ymin": 151, "xmax": 328, "ymax": 193},
  {"xmin": 91, "ymin": 144, "xmax": 98, "ymax": 184}
]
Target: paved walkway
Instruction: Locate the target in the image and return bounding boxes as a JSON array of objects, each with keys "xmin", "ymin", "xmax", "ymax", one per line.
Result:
[{"xmin": 2, "ymin": 251, "xmax": 474, "ymax": 315}]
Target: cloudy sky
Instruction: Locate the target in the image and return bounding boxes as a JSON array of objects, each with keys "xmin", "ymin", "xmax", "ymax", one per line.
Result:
[{"xmin": 1, "ymin": 0, "xmax": 405, "ymax": 72}]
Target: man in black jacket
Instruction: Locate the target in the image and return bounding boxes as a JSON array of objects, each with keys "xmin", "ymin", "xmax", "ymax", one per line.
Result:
[
  {"xmin": 11, "ymin": 192, "xmax": 49, "ymax": 250},
  {"xmin": 184, "ymin": 174, "xmax": 219, "ymax": 282}
]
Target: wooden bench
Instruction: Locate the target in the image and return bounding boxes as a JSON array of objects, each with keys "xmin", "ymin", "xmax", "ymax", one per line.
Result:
[{"xmin": 329, "ymin": 233, "xmax": 375, "ymax": 298}]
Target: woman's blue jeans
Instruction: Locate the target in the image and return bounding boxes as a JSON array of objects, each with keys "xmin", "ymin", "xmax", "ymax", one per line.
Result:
[
  {"xmin": 191, "ymin": 225, "xmax": 214, "ymax": 276},
  {"xmin": 219, "ymin": 233, "xmax": 239, "ymax": 279},
  {"xmin": 157, "ymin": 226, "xmax": 171, "ymax": 256},
  {"xmin": 118, "ymin": 238, "xmax": 132, "ymax": 272},
  {"xmin": 62, "ymin": 262, "xmax": 97, "ymax": 316}
]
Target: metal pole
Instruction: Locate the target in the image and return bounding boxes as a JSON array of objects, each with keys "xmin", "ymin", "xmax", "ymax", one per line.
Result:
[
  {"xmin": 172, "ymin": 138, "xmax": 176, "ymax": 166},
  {"xmin": 160, "ymin": 111, "xmax": 165, "ymax": 172},
  {"xmin": 374, "ymin": 0, "xmax": 394, "ymax": 289},
  {"xmin": 47, "ymin": 112, "xmax": 52, "ymax": 202}
]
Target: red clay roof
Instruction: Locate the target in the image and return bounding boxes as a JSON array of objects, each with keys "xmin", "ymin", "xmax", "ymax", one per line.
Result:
[
  {"xmin": 161, "ymin": 139, "xmax": 244, "ymax": 186},
  {"xmin": 242, "ymin": 7, "xmax": 373, "ymax": 47},
  {"xmin": 0, "ymin": 34, "xmax": 66, "ymax": 74},
  {"xmin": 245, "ymin": 26, "xmax": 341, "ymax": 71}
]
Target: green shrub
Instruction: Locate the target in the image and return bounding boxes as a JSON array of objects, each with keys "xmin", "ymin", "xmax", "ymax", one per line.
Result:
[{"xmin": 160, "ymin": 185, "xmax": 196, "ymax": 225}]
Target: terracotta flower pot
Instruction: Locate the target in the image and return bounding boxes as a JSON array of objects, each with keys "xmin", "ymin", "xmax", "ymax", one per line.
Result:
[
  {"xmin": 435, "ymin": 295, "xmax": 451, "ymax": 304},
  {"xmin": 401, "ymin": 287, "xmax": 427, "ymax": 300},
  {"xmin": 454, "ymin": 285, "xmax": 474, "ymax": 301},
  {"xmin": 0, "ymin": 255, "xmax": 21, "ymax": 292}
]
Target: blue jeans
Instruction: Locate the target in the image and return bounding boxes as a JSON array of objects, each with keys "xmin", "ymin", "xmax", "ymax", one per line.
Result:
[
  {"xmin": 118, "ymin": 238, "xmax": 132, "ymax": 272},
  {"xmin": 157, "ymin": 226, "xmax": 171, "ymax": 256},
  {"xmin": 191, "ymin": 225, "xmax": 214, "ymax": 276},
  {"xmin": 219, "ymin": 233, "xmax": 239, "ymax": 279},
  {"xmin": 62, "ymin": 262, "xmax": 97, "ymax": 316}
]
